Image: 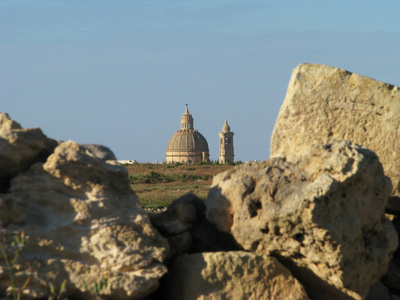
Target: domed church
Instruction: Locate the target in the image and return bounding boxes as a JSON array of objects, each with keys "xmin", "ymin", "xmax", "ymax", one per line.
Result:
[{"xmin": 166, "ymin": 105, "xmax": 210, "ymax": 164}]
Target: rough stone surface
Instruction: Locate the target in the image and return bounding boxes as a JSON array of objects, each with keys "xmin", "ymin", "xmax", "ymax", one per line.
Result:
[
  {"xmin": 0, "ymin": 141, "xmax": 169, "ymax": 299},
  {"xmin": 382, "ymin": 259, "xmax": 400, "ymax": 290},
  {"xmin": 161, "ymin": 251, "xmax": 310, "ymax": 300},
  {"xmin": 382, "ymin": 217, "xmax": 400, "ymax": 293},
  {"xmin": 150, "ymin": 193, "xmax": 199, "ymax": 236},
  {"xmin": 149, "ymin": 193, "xmax": 240, "ymax": 260},
  {"xmin": 0, "ymin": 113, "xmax": 57, "ymax": 183},
  {"xmin": 270, "ymin": 63, "xmax": 400, "ymax": 204},
  {"xmin": 207, "ymin": 140, "xmax": 398, "ymax": 300},
  {"xmin": 81, "ymin": 143, "xmax": 117, "ymax": 161},
  {"xmin": 365, "ymin": 281, "xmax": 390, "ymax": 300}
]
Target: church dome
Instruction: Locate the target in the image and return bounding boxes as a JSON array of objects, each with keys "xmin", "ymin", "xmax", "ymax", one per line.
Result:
[
  {"xmin": 167, "ymin": 130, "xmax": 209, "ymax": 152},
  {"xmin": 166, "ymin": 106, "xmax": 210, "ymax": 164}
]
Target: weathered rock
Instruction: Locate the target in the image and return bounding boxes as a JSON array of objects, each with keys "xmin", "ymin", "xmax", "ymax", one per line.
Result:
[
  {"xmin": 149, "ymin": 193, "xmax": 240, "ymax": 260},
  {"xmin": 365, "ymin": 281, "xmax": 390, "ymax": 300},
  {"xmin": 0, "ymin": 113, "xmax": 58, "ymax": 192},
  {"xmin": 81, "ymin": 143, "xmax": 117, "ymax": 161},
  {"xmin": 0, "ymin": 141, "xmax": 169, "ymax": 299},
  {"xmin": 150, "ymin": 193, "xmax": 199, "ymax": 235},
  {"xmin": 207, "ymin": 140, "xmax": 398, "ymax": 299},
  {"xmin": 187, "ymin": 216, "xmax": 240, "ymax": 254},
  {"xmin": 270, "ymin": 63, "xmax": 400, "ymax": 206},
  {"xmin": 382, "ymin": 216, "xmax": 400, "ymax": 292},
  {"xmin": 161, "ymin": 251, "xmax": 310, "ymax": 300},
  {"xmin": 382, "ymin": 259, "xmax": 400, "ymax": 291}
]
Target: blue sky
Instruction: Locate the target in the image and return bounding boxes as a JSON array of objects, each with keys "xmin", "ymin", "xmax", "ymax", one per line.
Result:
[{"xmin": 1, "ymin": 1, "xmax": 400, "ymax": 162}]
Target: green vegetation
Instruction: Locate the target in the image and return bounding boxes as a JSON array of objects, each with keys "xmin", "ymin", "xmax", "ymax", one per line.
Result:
[
  {"xmin": 0, "ymin": 231, "xmax": 31, "ymax": 300},
  {"xmin": 127, "ymin": 163, "xmax": 234, "ymax": 211},
  {"xmin": 138, "ymin": 196, "xmax": 175, "ymax": 211},
  {"xmin": 129, "ymin": 171, "xmax": 211, "ymax": 184},
  {"xmin": 49, "ymin": 280, "xmax": 67, "ymax": 300},
  {"xmin": 82, "ymin": 275, "xmax": 108, "ymax": 299},
  {"xmin": 92, "ymin": 277, "xmax": 108, "ymax": 295}
]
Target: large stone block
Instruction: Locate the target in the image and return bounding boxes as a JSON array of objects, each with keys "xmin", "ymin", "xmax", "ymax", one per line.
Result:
[
  {"xmin": 0, "ymin": 141, "xmax": 169, "ymax": 299},
  {"xmin": 207, "ymin": 140, "xmax": 398, "ymax": 299},
  {"xmin": 161, "ymin": 251, "xmax": 310, "ymax": 300},
  {"xmin": 270, "ymin": 63, "xmax": 400, "ymax": 203}
]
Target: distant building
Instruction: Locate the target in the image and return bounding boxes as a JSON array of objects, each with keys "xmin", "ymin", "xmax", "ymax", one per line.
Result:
[
  {"xmin": 166, "ymin": 105, "xmax": 210, "ymax": 164},
  {"xmin": 219, "ymin": 120, "xmax": 234, "ymax": 164},
  {"xmin": 117, "ymin": 159, "xmax": 137, "ymax": 165}
]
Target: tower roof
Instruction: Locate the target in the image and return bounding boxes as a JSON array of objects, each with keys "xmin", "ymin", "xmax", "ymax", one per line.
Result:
[{"xmin": 222, "ymin": 120, "xmax": 231, "ymax": 133}]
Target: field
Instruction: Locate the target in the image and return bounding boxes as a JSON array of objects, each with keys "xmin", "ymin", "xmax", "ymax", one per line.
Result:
[{"xmin": 125, "ymin": 163, "xmax": 235, "ymax": 211}]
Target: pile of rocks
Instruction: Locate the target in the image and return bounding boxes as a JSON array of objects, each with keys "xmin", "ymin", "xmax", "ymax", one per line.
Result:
[
  {"xmin": 157, "ymin": 140, "xmax": 398, "ymax": 300},
  {"xmin": 0, "ymin": 114, "xmax": 168, "ymax": 299},
  {"xmin": 1, "ymin": 63, "xmax": 400, "ymax": 299}
]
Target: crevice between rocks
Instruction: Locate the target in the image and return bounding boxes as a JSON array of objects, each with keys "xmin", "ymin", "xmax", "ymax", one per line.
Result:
[{"xmin": 270, "ymin": 251, "xmax": 355, "ymax": 300}]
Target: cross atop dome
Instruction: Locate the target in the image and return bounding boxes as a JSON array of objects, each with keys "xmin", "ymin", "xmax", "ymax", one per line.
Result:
[
  {"xmin": 184, "ymin": 103, "xmax": 190, "ymax": 115},
  {"xmin": 181, "ymin": 105, "xmax": 193, "ymax": 130}
]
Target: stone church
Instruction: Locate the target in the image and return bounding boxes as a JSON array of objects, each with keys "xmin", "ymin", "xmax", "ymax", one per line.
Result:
[{"xmin": 166, "ymin": 106, "xmax": 234, "ymax": 164}]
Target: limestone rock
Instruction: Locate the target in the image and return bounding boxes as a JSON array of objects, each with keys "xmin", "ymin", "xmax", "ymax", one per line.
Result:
[
  {"xmin": 207, "ymin": 140, "xmax": 398, "ymax": 299},
  {"xmin": 0, "ymin": 113, "xmax": 57, "ymax": 191},
  {"xmin": 382, "ymin": 259, "xmax": 400, "ymax": 290},
  {"xmin": 382, "ymin": 215, "xmax": 400, "ymax": 292},
  {"xmin": 161, "ymin": 251, "xmax": 310, "ymax": 300},
  {"xmin": 81, "ymin": 143, "xmax": 117, "ymax": 161},
  {"xmin": 365, "ymin": 281, "xmax": 390, "ymax": 300},
  {"xmin": 0, "ymin": 141, "xmax": 169, "ymax": 299},
  {"xmin": 149, "ymin": 193, "xmax": 240, "ymax": 260},
  {"xmin": 150, "ymin": 193, "xmax": 199, "ymax": 235},
  {"xmin": 187, "ymin": 216, "xmax": 240, "ymax": 254},
  {"xmin": 270, "ymin": 63, "xmax": 400, "ymax": 203}
]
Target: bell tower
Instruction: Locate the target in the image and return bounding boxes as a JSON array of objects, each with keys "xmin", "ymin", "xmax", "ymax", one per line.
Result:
[{"xmin": 219, "ymin": 120, "xmax": 234, "ymax": 164}]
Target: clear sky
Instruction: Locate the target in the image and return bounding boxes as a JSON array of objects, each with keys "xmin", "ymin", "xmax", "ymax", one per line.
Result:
[{"xmin": 1, "ymin": 1, "xmax": 400, "ymax": 162}]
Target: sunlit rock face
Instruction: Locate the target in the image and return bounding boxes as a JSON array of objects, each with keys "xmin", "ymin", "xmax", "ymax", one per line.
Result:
[
  {"xmin": 0, "ymin": 112, "xmax": 58, "ymax": 192},
  {"xmin": 207, "ymin": 140, "xmax": 398, "ymax": 300},
  {"xmin": 270, "ymin": 63, "xmax": 400, "ymax": 207},
  {"xmin": 162, "ymin": 251, "xmax": 310, "ymax": 300},
  {"xmin": 0, "ymin": 139, "xmax": 169, "ymax": 299}
]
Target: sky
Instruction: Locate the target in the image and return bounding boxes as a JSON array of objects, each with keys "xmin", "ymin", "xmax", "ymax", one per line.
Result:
[{"xmin": 1, "ymin": 1, "xmax": 400, "ymax": 162}]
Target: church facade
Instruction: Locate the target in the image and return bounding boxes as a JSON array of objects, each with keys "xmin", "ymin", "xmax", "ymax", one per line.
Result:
[{"xmin": 166, "ymin": 106, "xmax": 234, "ymax": 164}]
